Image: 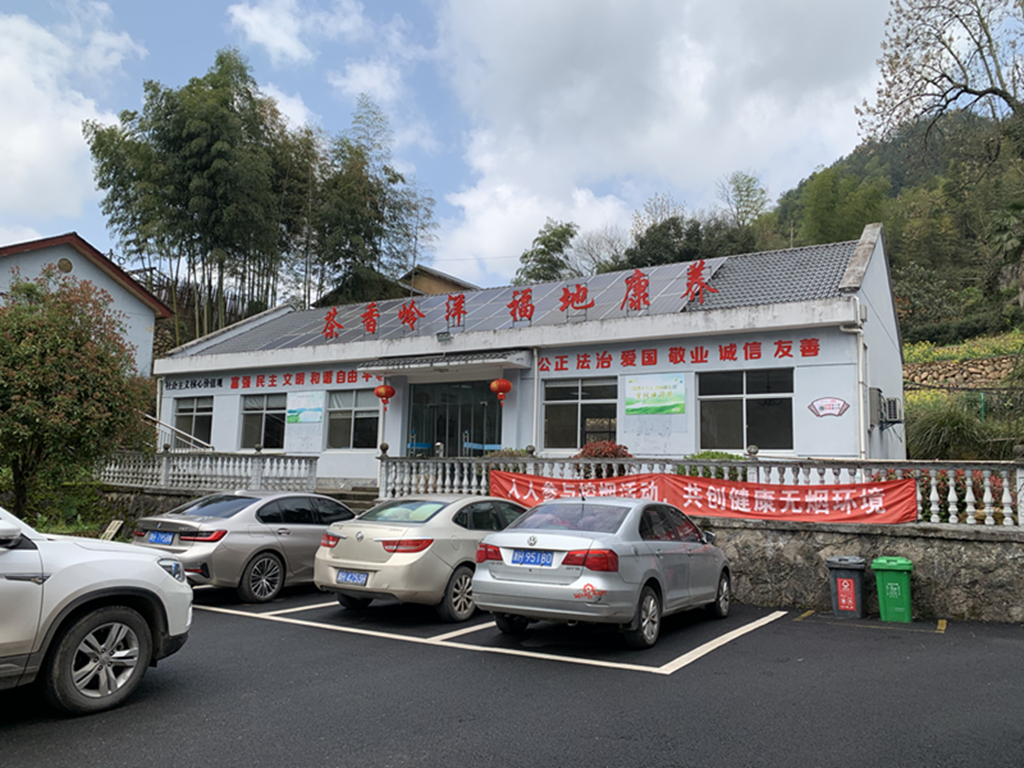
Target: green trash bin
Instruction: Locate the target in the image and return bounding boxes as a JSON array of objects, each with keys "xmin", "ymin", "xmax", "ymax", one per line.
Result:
[{"xmin": 871, "ymin": 556, "xmax": 913, "ymax": 623}]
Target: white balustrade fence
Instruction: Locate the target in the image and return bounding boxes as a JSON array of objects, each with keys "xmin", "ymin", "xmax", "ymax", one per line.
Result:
[
  {"xmin": 99, "ymin": 451, "xmax": 318, "ymax": 492},
  {"xmin": 378, "ymin": 455, "xmax": 1023, "ymax": 528}
]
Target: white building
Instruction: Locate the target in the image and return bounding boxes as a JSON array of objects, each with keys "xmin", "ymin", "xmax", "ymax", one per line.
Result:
[
  {"xmin": 0, "ymin": 233, "xmax": 171, "ymax": 375},
  {"xmin": 154, "ymin": 223, "xmax": 905, "ymax": 487}
]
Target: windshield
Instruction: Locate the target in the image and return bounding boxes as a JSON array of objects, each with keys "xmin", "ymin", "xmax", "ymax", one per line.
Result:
[
  {"xmin": 168, "ymin": 495, "xmax": 259, "ymax": 519},
  {"xmin": 360, "ymin": 499, "xmax": 449, "ymax": 524},
  {"xmin": 509, "ymin": 503, "xmax": 630, "ymax": 533}
]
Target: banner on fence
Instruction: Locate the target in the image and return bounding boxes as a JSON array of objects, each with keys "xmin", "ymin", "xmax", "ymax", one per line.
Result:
[{"xmin": 489, "ymin": 471, "xmax": 918, "ymax": 524}]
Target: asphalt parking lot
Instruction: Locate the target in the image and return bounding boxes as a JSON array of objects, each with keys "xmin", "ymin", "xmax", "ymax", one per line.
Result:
[{"xmin": 4, "ymin": 586, "xmax": 1023, "ymax": 768}]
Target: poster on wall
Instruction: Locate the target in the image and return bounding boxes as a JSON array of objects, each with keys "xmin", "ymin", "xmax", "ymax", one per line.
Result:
[
  {"xmin": 624, "ymin": 373, "xmax": 686, "ymax": 415},
  {"xmin": 284, "ymin": 391, "xmax": 324, "ymax": 453}
]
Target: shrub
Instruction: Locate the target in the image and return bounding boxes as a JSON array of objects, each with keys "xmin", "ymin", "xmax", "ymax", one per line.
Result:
[
  {"xmin": 677, "ymin": 450, "xmax": 747, "ymax": 480},
  {"xmin": 572, "ymin": 441, "xmax": 632, "ymax": 478},
  {"xmin": 905, "ymin": 392, "xmax": 988, "ymax": 460}
]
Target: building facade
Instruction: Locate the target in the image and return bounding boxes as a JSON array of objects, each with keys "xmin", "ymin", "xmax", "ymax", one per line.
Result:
[
  {"xmin": 0, "ymin": 233, "xmax": 171, "ymax": 375},
  {"xmin": 153, "ymin": 224, "xmax": 905, "ymax": 487}
]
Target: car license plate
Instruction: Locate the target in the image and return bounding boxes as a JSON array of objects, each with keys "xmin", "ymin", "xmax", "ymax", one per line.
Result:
[
  {"xmin": 511, "ymin": 549, "xmax": 554, "ymax": 567},
  {"xmin": 336, "ymin": 570, "xmax": 368, "ymax": 586},
  {"xmin": 147, "ymin": 531, "xmax": 174, "ymax": 545}
]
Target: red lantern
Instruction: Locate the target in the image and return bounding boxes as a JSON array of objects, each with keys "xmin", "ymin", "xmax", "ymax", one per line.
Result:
[
  {"xmin": 374, "ymin": 384, "xmax": 396, "ymax": 411},
  {"xmin": 489, "ymin": 378, "xmax": 513, "ymax": 407}
]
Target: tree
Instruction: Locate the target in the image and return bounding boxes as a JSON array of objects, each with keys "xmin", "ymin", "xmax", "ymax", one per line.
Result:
[
  {"xmin": 0, "ymin": 269, "xmax": 150, "ymax": 519},
  {"xmin": 717, "ymin": 170, "xmax": 770, "ymax": 227},
  {"xmin": 566, "ymin": 224, "xmax": 629, "ymax": 275},
  {"xmin": 859, "ymin": 0, "xmax": 1024, "ymax": 146},
  {"xmin": 513, "ymin": 219, "xmax": 579, "ymax": 284},
  {"xmin": 630, "ymin": 192, "xmax": 686, "ymax": 244}
]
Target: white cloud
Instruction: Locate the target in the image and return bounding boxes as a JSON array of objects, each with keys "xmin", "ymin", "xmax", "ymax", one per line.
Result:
[
  {"xmin": 327, "ymin": 60, "xmax": 403, "ymax": 103},
  {"xmin": 228, "ymin": 0, "xmax": 370, "ymax": 67},
  {"xmin": 0, "ymin": 7, "xmax": 144, "ymax": 224},
  {"xmin": 262, "ymin": 83, "xmax": 318, "ymax": 127},
  {"xmin": 0, "ymin": 225, "xmax": 43, "ymax": 247},
  {"xmin": 432, "ymin": 0, "xmax": 891, "ymax": 282}
]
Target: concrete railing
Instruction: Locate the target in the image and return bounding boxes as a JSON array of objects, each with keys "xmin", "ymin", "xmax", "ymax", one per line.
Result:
[
  {"xmin": 377, "ymin": 452, "xmax": 1023, "ymax": 528},
  {"xmin": 98, "ymin": 451, "xmax": 318, "ymax": 492}
]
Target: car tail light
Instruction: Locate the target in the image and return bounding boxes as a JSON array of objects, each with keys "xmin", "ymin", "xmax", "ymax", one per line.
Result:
[
  {"xmin": 475, "ymin": 543, "xmax": 502, "ymax": 563},
  {"xmin": 380, "ymin": 539, "xmax": 433, "ymax": 553},
  {"xmin": 132, "ymin": 529, "xmax": 145, "ymax": 537},
  {"xmin": 562, "ymin": 549, "xmax": 619, "ymax": 571},
  {"xmin": 178, "ymin": 530, "xmax": 227, "ymax": 542},
  {"xmin": 321, "ymin": 533, "xmax": 340, "ymax": 548}
]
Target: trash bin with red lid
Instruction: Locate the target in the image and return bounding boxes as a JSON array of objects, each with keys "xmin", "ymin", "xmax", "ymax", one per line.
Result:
[{"xmin": 826, "ymin": 556, "xmax": 866, "ymax": 619}]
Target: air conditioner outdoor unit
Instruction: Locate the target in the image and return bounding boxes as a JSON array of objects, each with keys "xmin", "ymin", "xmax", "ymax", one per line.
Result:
[{"xmin": 883, "ymin": 397, "xmax": 904, "ymax": 424}]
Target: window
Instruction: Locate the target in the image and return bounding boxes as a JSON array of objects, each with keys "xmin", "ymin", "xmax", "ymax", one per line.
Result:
[
  {"xmin": 174, "ymin": 397, "xmax": 212, "ymax": 447},
  {"xmin": 327, "ymin": 390, "xmax": 380, "ymax": 449},
  {"xmin": 698, "ymin": 368, "xmax": 793, "ymax": 451},
  {"xmin": 241, "ymin": 394, "xmax": 286, "ymax": 449},
  {"xmin": 543, "ymin": 377, "xmax": 617, "ymax": 449}
]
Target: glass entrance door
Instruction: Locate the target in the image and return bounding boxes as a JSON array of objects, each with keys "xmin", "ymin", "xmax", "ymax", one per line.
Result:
[{"xmin": 407, "ymin": 381, "xmax": 501, "ymax": 457}]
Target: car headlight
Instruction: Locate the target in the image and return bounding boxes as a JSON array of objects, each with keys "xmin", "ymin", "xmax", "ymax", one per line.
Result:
[{"xmin": 158, "ymin": 558, "xmax": 186, "ymax": 582}]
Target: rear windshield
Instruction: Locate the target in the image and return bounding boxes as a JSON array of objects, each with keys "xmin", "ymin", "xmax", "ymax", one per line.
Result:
[
  {"xmin": 509, "ymin": 503, "xmax": 630, "ymax": 533},
  {"xmin": 360, "ymin": 499, "xmax": 449, "ymax": 523},
  {"xmin": 168, "ymin": 495, "xmax": 258, "ymax": 519}
]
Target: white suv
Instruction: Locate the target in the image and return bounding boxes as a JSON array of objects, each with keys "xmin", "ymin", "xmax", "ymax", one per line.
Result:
[{"xmin": 0, "ymin": 506, "xmax": 192, "ymax": 715}]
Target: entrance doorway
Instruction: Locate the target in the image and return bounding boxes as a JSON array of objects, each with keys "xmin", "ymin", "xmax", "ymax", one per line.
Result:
[{"xmin": 407, "ymin": 381, "xmax": 501, "ymax": 457}]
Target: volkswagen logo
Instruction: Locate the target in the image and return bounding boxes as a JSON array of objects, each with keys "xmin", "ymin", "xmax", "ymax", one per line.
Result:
[
  {"xmin": 527, "ymin": 535, "xmax": 537, "ymax": 546},
  {"xmin": 356, "ymin": 532, "xmax": 364, "ymax": 542}
]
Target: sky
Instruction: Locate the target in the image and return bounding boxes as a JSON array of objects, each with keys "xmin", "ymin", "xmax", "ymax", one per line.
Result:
[{"xmin": 0, "ymin": 0, "xmax": 893, "ymax": 288}]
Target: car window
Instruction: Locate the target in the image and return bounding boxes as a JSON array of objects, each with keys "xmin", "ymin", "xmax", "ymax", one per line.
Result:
[
  {"xmin": 256, "ymin": 501, "xmax": 283, "ymax": 525},
  {"xmin": 495, "ymin": 501, "xmax": 525, "ymax": 528},
  {"xmin": 640, "ymin": 507, "xmax": 677, "ymax": 541},
  {"xmin": 169, "ymin": 495, "xmax": 259, "ymax": 519},
  {"xmin": 466, "ymin": 502, "xmax": 502, "ymax": 531},
  {"xmin": 452, "ymin": 509, "xmax": 469, "ymax": 528},
  {"xmin": 510, "ymin": 503, "xmax": 629, "ymax": 532},
  {"xmin": 361, "ymin": 499, "xmax": 449, "ymax": 523},
  {"xmin": 278, "ymin": 497, "xmax": 317, "ymax": 525},
  {"xmin": 313, "ymin": 498, "xmax": 354, "ymax": 524},
  {"xmin": 662, "ymin": 505, "xmax": 701, "ymax": 542}
]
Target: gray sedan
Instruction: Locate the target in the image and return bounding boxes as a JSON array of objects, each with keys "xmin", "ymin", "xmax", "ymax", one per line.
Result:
[
  {"xmin": 472, "ymin": 497, "xmax": 730, "ymax": 649},
  {"xmin": 131, "ymin": 491, "xmax": 354, "ymax": 602}
]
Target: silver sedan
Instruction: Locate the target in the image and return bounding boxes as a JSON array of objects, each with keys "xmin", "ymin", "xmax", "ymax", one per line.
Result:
[
  {"xmin": 131, "ymin": 491, "xmax": 355, "ymax": 602},
  {"xmin": 472, "ymin": 497, "xmax": 731, "ymax": 649},
  {"xmin": 314, "ymin": 495, "xmax": 526, "ymax": 622}
]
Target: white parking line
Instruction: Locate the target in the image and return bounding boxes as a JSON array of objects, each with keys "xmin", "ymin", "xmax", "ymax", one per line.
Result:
[
  {"xmin": 195, "ymin": 604, "xmax": 785, "ymax": 675},
  {"xmin": 428, "ymin": 622, "xmax": 497, "ymax": 642},
  {"xmin": 263, "ymin": 601, "xmax": 340, "ymax": 616}
]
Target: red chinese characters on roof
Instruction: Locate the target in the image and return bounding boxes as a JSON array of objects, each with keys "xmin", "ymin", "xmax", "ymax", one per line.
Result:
[
  {"xmin": 361, "ymin": 302, "xmax": 381, "ymax": 334},
  {"xmin": 398, "ymin": 299, "xmax": 425, "ymax": 331},
  {"xmin": 559, "ymin": 284, "xmax": 595, "ymax": 312},
  {"xmin": 446, "ymin": 293, "xmax": 467, "ymax": 326},
  {"xmin": 507, "ymin": 289, "xmax": 534, "ymax": 322},
  {"xmin": 682, "ymin": 259, "xmax": 718, "ymax": 305},
  {"xmin": 322, "ymin": 307, "xmax": 344, "ymax": 339},
  {"xmin": 620, "ymin": 269, "xmax": 650, "ymax": 312}
]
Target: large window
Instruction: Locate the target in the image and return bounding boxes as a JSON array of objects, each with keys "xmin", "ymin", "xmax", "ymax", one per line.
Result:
[
  {"xmin": 241, "ymin": 394, "xmax": 286, "ymax": 449},
  {"xmin": 174, "ymin": 396, "xmax": 212, "ymax": 447},
  {"xmin": 544, "ymin": 377, "xmax": 617, "ymax": 449},
  {"xmin": 698, "ymin": 368, "xmax": 793, "ymax": 451},
  {"xmin": 327, "ymin": 390, "xmax": 379, "ymax": 449}
]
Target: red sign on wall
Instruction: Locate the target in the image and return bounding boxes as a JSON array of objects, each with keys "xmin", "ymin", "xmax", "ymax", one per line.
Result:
[{"xmin": 488, "ymin": 471, "xmax": 918, "ymax": 524}]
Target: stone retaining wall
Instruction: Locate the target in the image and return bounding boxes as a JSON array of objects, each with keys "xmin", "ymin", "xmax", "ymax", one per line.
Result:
[
  {"xmin": 904, "ymin": 356, "xmax": 1017, "ymax": 388},
  {"xmin": 696, "ymin": 516, "xmax": 1024, "ymax": 623}
]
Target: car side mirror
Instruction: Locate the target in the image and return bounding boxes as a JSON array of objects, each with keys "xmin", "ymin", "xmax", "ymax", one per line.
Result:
[
  {"xmin": 702, "ymin": 530, "xmax": 716, "ymax": 545},
  {"xmin": 0, "ymin": 521, "xmax": 23, "ymax": 549}
]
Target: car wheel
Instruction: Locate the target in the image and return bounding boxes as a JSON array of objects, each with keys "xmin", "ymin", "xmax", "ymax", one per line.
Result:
[
  {"xmin": 42, "ymin": 606, "xmax": 152, "ymax": 715},
  {"xmin": 237, "ymin": 552, "xmax": 284, "ymax": 603},
  {"xmin": 494, "ymin": 613, "xmax": 529, "ymax": 635},
  {"xmin": 436, "ymin": 565, "xmax": 475, "ymax": 622},
  {"xmin": 623, "ymin": 585, "xmax": 661, "ymax": 650},
  {"xmin": 708, "ymin": 571, "xmax": 730, "ymax": 619},
  {"xmin": 337, "ymin": 594, "xmax": 373, "ymax": 611}
]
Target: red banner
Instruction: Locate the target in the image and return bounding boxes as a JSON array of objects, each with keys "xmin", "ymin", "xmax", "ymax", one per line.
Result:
[{"xmin": 489, "ymin": 471, "xmax": 918, "ymax": 524}]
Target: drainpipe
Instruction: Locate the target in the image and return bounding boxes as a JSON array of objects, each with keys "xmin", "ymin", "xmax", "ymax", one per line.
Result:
[
  {"xmin": 532, "ymin": 348, "xmax": 540, "ymax": 449},
  {"xmin": 839, "ymin": 297, "xmax": 867, "ymax": 461}
]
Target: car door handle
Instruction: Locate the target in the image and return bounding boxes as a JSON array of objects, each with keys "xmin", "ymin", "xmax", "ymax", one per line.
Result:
[{"xmin": 276, "ymin": 528, "xmax": 291, "ymax": 536}]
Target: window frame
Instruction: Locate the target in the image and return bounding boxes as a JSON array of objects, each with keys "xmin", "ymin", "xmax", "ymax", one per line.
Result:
[
  {"xmin": 173, "ymin": 396, "xmax": 213, "ymax": 447},
  {"xmin": 240, "ymin": 393, "xmax": 287, "ymax": 450},
  {"xmin": 542, "ymin": 377, "xmax": 618, "ymax": 450},
  {"xmin": 697, "ymin": 368, "xmax": 794, "ymax": 452},
  {"xmin": 326, "ymin": 389, "xmax": 380, "ymax": 450}
]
